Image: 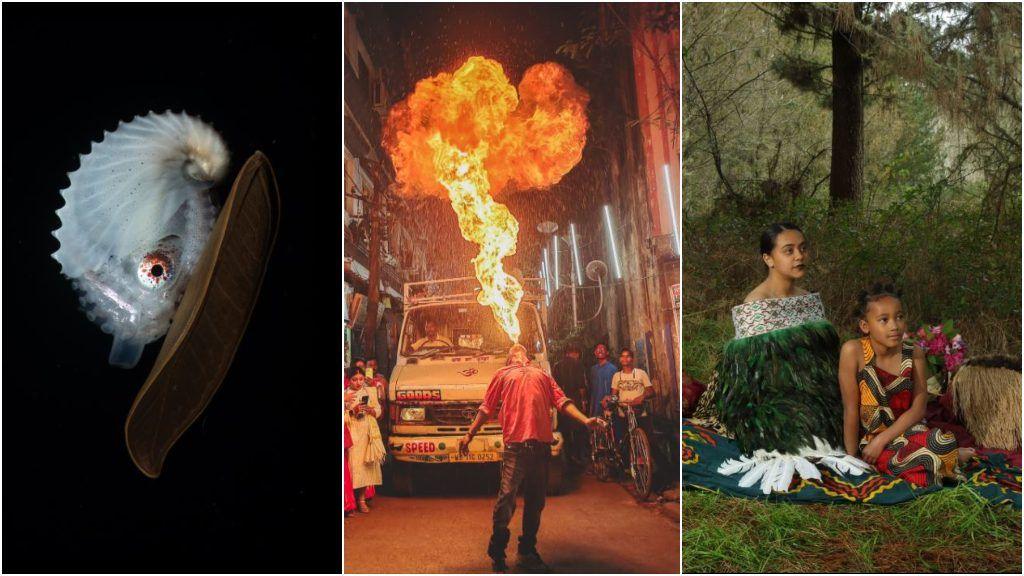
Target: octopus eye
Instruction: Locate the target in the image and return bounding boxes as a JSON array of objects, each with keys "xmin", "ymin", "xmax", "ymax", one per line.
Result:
[{"xmin": 137, "ymin": 251, "xmax": 175, "ymax": 289}]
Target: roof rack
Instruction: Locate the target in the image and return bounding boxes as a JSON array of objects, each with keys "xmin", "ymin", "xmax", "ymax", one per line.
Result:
[{"xmin": 404, "ymin": 276, "xmax": 546, "ymax": 306}]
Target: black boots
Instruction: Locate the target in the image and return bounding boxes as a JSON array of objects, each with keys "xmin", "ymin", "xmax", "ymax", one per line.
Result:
[{"xmin": 516, "ymin": 550, "xmax": 550, "ymax": 573}]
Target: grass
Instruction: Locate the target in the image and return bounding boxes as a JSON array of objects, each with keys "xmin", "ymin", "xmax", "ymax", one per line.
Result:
[
  {"xmin": 682, "ymin": 487, "xmax": 1022, "ymax": 573},
  {"xmin": 681, "ymin": 313, "xmax": 732, "ymax": 382}
]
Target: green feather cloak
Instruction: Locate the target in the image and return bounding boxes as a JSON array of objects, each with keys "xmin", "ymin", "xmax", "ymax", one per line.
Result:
[{"xmin": 713, "ymin": 319, "xmax": 845, "ymax": 455}]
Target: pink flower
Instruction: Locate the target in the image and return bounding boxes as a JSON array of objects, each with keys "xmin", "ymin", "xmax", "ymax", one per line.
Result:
[
  {"xmin": 951, "ymin": 334, "xmax": 965, "ymax": 351},
  {"xmin": 917, "ymin": 328, "xmax": 928, "ymax": 339},
  {"xmin": 931, "ymin": 325, "xmax": 944, "ymax": 335},
  {"xmin": 945, "ymin": 351, "xmax": 965, "ymax": 373},
  {"xmin": 927, "ymin": 337, "xmax": 946, "ymax": 356}
]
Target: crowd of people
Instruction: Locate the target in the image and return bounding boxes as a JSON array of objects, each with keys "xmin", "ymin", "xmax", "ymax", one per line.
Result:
[{"xmin": 553, "ymin": 342, "xmax": 661, "ymax": 474}]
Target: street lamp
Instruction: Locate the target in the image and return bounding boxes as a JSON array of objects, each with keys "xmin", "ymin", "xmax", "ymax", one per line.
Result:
[
  {"xmin": 538, "ymin": 221, "xmax": 581, "ymax": 327},
  {"xmin": 537, "ymin": 220, "xmax": 609, "ymax": 330},
  {"xmin": 537, "ymin": 221, "xmax": 559, "ymax": 235}
]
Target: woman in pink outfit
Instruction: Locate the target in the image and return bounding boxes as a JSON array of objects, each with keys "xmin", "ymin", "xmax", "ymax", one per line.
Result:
[
  {"xmin": 344, "ymin": 385, "xmax": 357, "ymax": 515},
  {"xmin": 344, "ymin": 423, "xmax": 356, "ymax": 514}
]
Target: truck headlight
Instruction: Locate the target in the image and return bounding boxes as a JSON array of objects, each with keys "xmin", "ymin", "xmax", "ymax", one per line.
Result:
[{"xmin": 400, "ymin": 407, "xmax": 426, "ymax": 422}]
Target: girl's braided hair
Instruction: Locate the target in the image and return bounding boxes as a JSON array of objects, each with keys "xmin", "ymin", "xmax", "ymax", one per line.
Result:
[{"xmin": 854, "ymin": 282, "xmax": 903, "ymax": 321}]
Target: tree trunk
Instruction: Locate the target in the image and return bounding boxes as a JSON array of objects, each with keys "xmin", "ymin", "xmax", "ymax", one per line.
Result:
[{"xmin": 829, "ymin": 13, "xmax": 864, "ymax": 206}]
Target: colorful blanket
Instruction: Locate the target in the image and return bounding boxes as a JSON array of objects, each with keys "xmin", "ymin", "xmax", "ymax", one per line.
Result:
[{"xmin": 682, "ymin": 421, "xmax": 1021, "ymax": 508}]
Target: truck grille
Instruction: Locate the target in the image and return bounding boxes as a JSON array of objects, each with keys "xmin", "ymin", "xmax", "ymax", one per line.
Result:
[{"xmin": 430, "ymin": 403, "xmax": 481, "ymax": 425}]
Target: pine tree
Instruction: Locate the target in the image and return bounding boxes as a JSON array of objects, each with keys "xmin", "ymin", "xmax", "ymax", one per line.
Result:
[{"xmin": 765, "ymin": 2, "xmax": 1021, "ymax": 210}]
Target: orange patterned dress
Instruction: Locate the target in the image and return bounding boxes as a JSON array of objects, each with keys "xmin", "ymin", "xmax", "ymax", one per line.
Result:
[{"xmin": 858, "ymin": 338, "xmax": 960, "ymax": 487}]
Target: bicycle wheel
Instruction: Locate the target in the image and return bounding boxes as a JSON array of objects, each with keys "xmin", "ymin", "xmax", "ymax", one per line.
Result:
[
  {"xmin": 592, "ymin": 428, "xmax": 615, "ymax": 482},
  {"xmin": 594, "ymin": 453, "xmax": 615, "ymax": 482},
  {"xmin": 630, "ymin": 428, "xmax": 653, "ymax": 500}
]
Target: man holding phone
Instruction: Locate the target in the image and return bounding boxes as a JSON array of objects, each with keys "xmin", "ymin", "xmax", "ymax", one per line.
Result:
[{"xmin": 459, "ymin": 344, "xmax": 606, "ymax": 572}]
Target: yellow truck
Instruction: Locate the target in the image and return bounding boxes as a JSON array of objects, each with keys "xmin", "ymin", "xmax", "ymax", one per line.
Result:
[{"xmin": 386, "ymin": 277, "xmax": 566, "ymax": 495}]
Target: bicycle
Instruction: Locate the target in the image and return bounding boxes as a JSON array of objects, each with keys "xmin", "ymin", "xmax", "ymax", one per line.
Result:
[{"xmin": 589, "ymin": 395, "xmax": 654, "ymax": 500}]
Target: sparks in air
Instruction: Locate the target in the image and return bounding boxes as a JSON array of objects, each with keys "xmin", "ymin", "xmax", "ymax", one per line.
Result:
[{"xmin": 385, "ymin": 56, "xmax": 589, "ymax": 342}]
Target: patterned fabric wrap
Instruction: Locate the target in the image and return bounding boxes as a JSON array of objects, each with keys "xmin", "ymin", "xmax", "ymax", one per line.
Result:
[
  {"xmin": 731, "ymin": 293, "xmax": 826, "ymax": 339},
  {"xmin": 690, "ymin": 370, "xmax": 730, "ymax": 435},
  {"xmin": 682, "ymin": 421, "xmax": 1022, "ymax": 507},
  {"xmin": 858, "ymin": 338, "xmax": 960, "ymax": 487},
  {"xmin": 714, "ymin": 303, "xmax": 845, "ymax": 454}
]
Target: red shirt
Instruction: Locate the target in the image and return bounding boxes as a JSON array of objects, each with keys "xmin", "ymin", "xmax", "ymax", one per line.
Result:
[{"xmin": 479, "ymin": 362, "xmax": 572, "ymax": 444}]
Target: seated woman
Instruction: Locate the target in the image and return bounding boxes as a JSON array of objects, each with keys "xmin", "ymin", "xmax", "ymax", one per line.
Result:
[
  {"xmin": 708, "ymin": 223, "xmax": 870, "ymax": 493},
  {"xmin": 838, "ymin": 284, "xmax": 974, "ymax": 487}
]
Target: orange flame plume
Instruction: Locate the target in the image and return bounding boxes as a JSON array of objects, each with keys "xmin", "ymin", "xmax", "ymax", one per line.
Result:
[{"xmin": 384, "ymin": 56, "xmax": 589, "ymax": 342}]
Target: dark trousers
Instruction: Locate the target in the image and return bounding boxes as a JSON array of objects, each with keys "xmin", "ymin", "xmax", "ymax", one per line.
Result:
[
  {"xmin": 557, "ymin": 418, "xmax": 590, "ymax": 465},
  {"xmin": 488, "ymin": 441, "xmax": 550, "ymax": 560}
]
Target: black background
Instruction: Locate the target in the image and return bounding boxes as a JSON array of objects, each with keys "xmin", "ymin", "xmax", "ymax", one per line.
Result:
[{"xmin": 3, "ymin": 4, "xmax": 341, "ymax": 571}]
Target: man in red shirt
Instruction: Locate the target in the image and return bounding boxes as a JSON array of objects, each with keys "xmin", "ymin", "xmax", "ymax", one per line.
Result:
[{"xmin": 459, "ymin": 344, "xmax": 605, "ymax": 572}]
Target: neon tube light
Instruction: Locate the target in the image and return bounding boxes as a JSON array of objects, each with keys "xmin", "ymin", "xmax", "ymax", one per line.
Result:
[
  {"xmin": 603, "ymin": 205, "xmax": 622, "ymax": 280},
  {"xmin": 570, "ymin": 222, "xmax": 582, "ymax": 286},
  {"xmin": 542, "ymin": 247, "xmax": 552, "ymax": 300},
  {"xmin": 551, "ymin": 234, "xmax": 559, "ymax": 290},
  {"xmin": 663, "ymin": 164, "xmax": 681, "ymax": 256}
]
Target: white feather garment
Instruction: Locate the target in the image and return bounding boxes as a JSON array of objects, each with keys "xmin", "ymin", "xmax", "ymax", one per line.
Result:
[
  {"xmin": 802, "ymin": 435, "xmax": 873, "ymax": 476},
  {"xmin": 718, "ymin": 436, "xmax": 872, "ymax": 495},
  {"xmin": 818, "ymin": 454, "xmax": 875, "ymax": 476}
]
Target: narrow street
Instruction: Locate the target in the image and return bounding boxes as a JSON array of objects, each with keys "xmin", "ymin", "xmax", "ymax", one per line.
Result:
[
  {"xmin": 343, "ymin": 5, "xmax": 682, "ymax": 574},
  {"xmin": 343, "ymin": 470, "xmax": 679, "ymax": 573}
]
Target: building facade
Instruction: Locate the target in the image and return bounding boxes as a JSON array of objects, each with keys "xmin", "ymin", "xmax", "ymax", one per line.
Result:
[
  {"xmin": 343, "ymin": 6, "xmax": 429, "ymax": 374},
  {"xmin": 592, "ymin": 4, "xmax": 681, "ymax": 421}
]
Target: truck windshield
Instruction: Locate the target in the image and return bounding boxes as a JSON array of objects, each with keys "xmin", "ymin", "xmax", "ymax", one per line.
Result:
[{"xmin": 401, "ymin": 304, "xmax": 544, "ymax": 358}]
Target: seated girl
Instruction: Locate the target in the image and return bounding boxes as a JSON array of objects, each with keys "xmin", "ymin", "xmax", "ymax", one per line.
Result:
[{"xmin": 838, "ymin": 284, "xmax": 975, "ymax": 487}]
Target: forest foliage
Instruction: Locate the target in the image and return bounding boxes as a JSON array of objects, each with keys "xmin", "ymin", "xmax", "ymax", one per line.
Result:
[{"xmin": 682, "ymin": 2, "xmax": 1022, "ymax": 378}]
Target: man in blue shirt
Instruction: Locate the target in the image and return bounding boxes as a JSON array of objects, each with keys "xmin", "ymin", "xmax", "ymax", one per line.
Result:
[{"xmin": 588, "ymin": 343, "xmax": 618, "ymax": 417}]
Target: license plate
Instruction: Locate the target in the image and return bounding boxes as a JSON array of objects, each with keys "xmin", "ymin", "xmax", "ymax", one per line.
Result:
[{"xmin": 448, "ymin": 452, "xmax": 500, "ymax": 463}]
